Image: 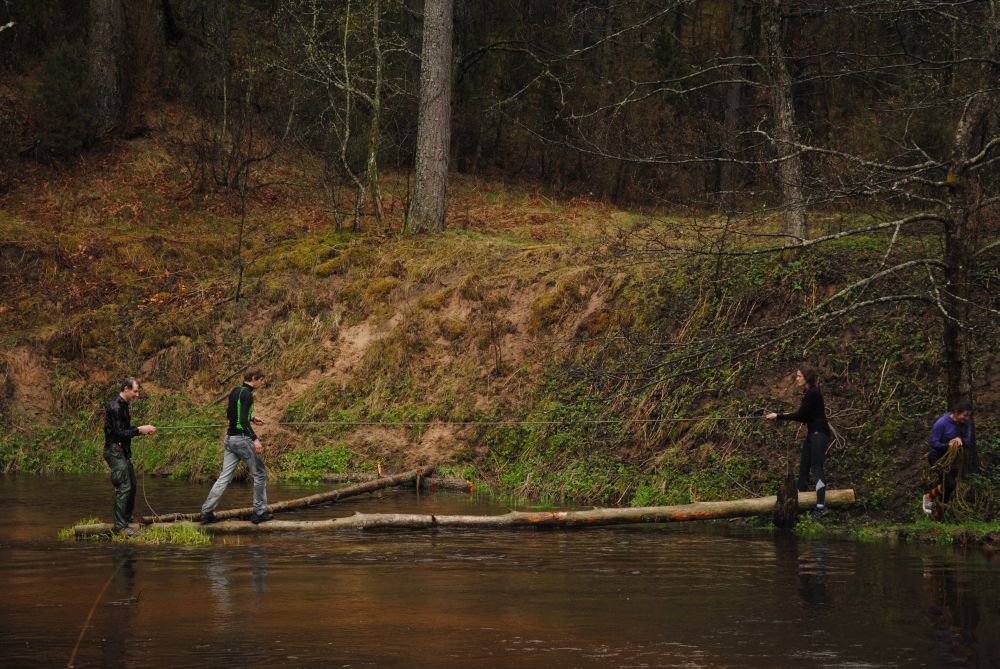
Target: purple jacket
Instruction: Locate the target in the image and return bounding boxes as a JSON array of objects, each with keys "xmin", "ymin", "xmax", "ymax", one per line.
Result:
[{"xmin": 929, "ymin": 412, "xmax": 973, "ymax": 464}]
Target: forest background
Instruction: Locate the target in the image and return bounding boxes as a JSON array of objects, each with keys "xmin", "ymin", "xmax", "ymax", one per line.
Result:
[{"xmin": 0, "ymin": 0, "xmax": 997, "ymax": 528}]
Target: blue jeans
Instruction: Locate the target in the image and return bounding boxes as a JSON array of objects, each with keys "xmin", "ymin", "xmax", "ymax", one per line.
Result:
[{"xmin": 201, "ymin": 435, "xmax": 268, "ymax": 516}]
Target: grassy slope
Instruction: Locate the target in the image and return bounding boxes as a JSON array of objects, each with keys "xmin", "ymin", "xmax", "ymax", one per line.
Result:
[{"xmin": 1, "ymin": 132, "xmax": 997, "ymax": 528}]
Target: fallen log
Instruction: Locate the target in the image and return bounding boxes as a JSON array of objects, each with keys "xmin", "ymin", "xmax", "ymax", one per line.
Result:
[
  {"xmin": 323, "ymin": 472, "xmax": 474, "ymax": 492},
  {"xmin": 141, "ymin": 465, "xmax": 436, "ymax": 524},
  {"xmin": 75, "ymin": 489, "xmax": 854, "ymax": 537}
]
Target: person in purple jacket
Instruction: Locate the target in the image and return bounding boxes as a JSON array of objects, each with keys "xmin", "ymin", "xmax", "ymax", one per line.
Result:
[{"xmin": 923, "ymin": 401, "xmax": 973, "ymax": 517}]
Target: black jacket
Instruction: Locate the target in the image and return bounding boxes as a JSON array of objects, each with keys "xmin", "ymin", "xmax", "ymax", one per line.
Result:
[
  {"xmin": 226, "ymin": 383, "xmax": 257, "ymax": 439},
  {"xmin": 778, "ymin": 385, "xmax": 831, "ymax": 436},
  {"xmin": 104, "ymin": 395, "xmax": 140, "ymax": 457}
]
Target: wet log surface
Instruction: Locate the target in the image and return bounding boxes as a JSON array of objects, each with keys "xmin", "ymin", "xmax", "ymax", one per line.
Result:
[
  {"xmin": 75, "ymin": 489, "xmax": 856, "ymax": 537},
  {"xmin": 323, "ymin": 473, "xmax": 474, "ymax": 492},
  {"xmin": 140, "ymin": 465, "xmax": 436, "ymax": 524}
]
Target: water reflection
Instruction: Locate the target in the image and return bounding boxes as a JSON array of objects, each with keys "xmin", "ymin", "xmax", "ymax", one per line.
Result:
[
  {"xmin": 98, "ymin": 548, "xmax": 136, "ymax": 669},
  {"xmin": 772, "ymin": 534, "xmax": 830, "ymax": 608},
  {"xmin": 922, "ymin": 561, "xmax": 980, "ymax": 667},
  {"xmin": 250, "ymin": 546, "xmax": 268, "ymax": 594},
  {"xmin": 797, "ymin": 541, "xmax": 829, "ymax": 608},
  {"xmin": 206, "ymin": 552, "xmax": 234, "ymax": 623},
  {"xmin": 2, "ymin": 476, "xmax": 999, "ymax": 668}
]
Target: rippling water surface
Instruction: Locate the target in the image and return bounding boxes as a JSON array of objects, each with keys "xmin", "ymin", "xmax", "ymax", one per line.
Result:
[{"xmin": 1, "ymin": 474, "xmax": 997, "ymax": 668}]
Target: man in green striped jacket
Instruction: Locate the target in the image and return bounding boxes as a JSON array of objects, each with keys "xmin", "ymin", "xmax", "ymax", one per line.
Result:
[{"xmin": 200, "ymin": 368, "xmax": 272, "ymax": 524}]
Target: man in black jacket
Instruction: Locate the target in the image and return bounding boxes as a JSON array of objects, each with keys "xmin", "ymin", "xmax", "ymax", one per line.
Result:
[
  {"xmin": 104, "ymin": 377, "xmax": 156, "ymax": 535},
  {"xmin": 200, "ymin": 368, "xmax": 272, "ymax": 524}
]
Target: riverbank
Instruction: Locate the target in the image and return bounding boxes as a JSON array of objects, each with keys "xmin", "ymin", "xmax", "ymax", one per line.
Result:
[{"xmin": 1, "ymin": 128, "xmax": 998, "ymax": 525}]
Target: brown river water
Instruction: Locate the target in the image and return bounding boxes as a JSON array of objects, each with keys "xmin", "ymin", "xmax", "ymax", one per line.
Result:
[{"xmin": 1, "ymin": 474, "xmax": 997, "ymax": 668}]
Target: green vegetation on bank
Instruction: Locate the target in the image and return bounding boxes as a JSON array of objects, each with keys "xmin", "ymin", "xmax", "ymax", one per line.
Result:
[
  {"xmin": 58, "ymin": 519, "xmax": 211, "ymax": 545},
  {"xmin": 1, "ymin": 145, "xmax": 997, "ymax": 534}
]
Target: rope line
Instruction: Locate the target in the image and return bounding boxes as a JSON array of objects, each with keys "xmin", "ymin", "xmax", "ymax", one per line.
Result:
[
  {"xmin": 923, "ymin": 442, "xmax": 999, "ymax": 521},
  {"xmin": 152, "ymin": 415, "xmax": 759, "ymax": 430},
  {"xmin": 67, "ymin": 563, "xmax": 123, "ymax": 668}
]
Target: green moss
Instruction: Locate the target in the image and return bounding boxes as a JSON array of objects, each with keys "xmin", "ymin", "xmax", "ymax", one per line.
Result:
[
  {"xmin": 113, "ymin": 524, "xmax": 211, "ymax": 545},
  {"xmin": 849, "ymin": 518, "xmax": 1000, "ymax": 545},
  {"xmin": 418, "ymin": 288, "xmax": 451, "ymax": 310},
  {"xmin": 315, "ymin": 258, "xmax": 342, "ymax": 277},
  {"xmin": 529, "ymin": 268, "xmax": 590, "ymax": 331},
  {"xmin": 365, "ymin": 277, "xmax": 401, "ymax": 303},
  {"xmin": 339, "ymin": 279, "xmax": 366, "ymax": 308}
]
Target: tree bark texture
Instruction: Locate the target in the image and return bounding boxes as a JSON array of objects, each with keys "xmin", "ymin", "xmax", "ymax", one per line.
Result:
[
  {"xmin": 407, "ymin": 0, "xmax": 453, "ymax": 232},
  {"xmin": 89, "ymin": 0, "xmax": 125, "ymax": 130},
  {"xmin": 940, "ymin": 3, "xmax": 999, "ymax": 472},
  {"xmin": 323, "ymin": 472, "xmax": 474, "ymax": 492},
  {"xmin": 718, "ymin": 0, "xmax": 749, "ymax": 204},
  {"xmin": 141, "ymin": 466, "xmax": 436, "ymax": 524},
  {"xmin": 74, "ymin": 489, "xmax": 855, "ymax": 536},
  {"xmin": 760, "ymin": 0, "xmax": 807, "ymax": 242}
]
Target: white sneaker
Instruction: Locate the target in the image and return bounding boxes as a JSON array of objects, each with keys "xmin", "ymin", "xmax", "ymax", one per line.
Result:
[{"xmin": 922, "ymin": 494, "xmax": 935, "ymax": 515}]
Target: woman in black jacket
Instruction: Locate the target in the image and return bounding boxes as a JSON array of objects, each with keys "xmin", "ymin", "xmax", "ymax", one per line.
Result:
[{"xmin": 766, "ymin": 365, "xmax": 831, "ymax": 514}]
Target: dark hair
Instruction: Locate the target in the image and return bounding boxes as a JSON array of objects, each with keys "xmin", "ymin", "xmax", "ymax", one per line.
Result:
[
  {"xmin": 951, "ymin": 399, "xmax": 973, "ymax": 414},
  {"xmin": 798, "ymin": 365, "xmax": 818, "ymax": 388},
  {"xmin": 120, "ymin": 376, "xmax": 139, "ymax": 392},
  {"xmin": 244, "ymin": 368, "xmax": 265, "ymax": 382}
]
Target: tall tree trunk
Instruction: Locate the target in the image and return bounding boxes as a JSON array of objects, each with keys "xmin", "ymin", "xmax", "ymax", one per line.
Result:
[
  {"xmin": 760, "ymin": 0, "xmax": 807, "ymax": 242},
  {"xmin": 718, "ymin": 0, "xmax": 749, "ymax": 208},
  {"xmin": 940, "ymin": 3, "xmax": 999, "ymax": 471},
  {"xmin": 89, "ymin": 0, "xmax": 125, "ymax": 130},
  {"xmin": 408, "ymin": 0, "xmax": 453, "ymax": 232},
  {"xmin": 366, "ymin": 0, "xmax": 385, "ymax": 223}
]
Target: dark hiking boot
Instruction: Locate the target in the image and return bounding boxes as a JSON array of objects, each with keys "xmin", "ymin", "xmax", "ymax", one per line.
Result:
[
  {"xmin": 116, "ymin": 527, "xmax": 139, "ymax": 537},
  {"xmin": 200, "ymin": 511, "xmax": 217, "ymax": 524},
  {"xmin": 811, "ymin": 506, "xmax": 827, "ymax": 519},
  {"xmin": 250, "ymin": 512, "xmax": 274, "ymax": 524}
]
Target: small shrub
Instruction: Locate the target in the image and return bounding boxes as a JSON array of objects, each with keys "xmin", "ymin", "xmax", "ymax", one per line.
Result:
[
  {"xmin": 365, "ymin": 277, "xmax": 401, "ymax": 304},
  {"xmin": 529, "ymin": 269, "xmax": 589, "ymax": 331},
  {"xmin": 418, "ymin": 288, "xmax": 451, "ymax": 310},
  {"xmin": 458, "ymin": 273, "xmax": 484, "ymax": 301},
  {"xmin": 437, "ymin": 316, "xmax": 467, "ymax": 341}
]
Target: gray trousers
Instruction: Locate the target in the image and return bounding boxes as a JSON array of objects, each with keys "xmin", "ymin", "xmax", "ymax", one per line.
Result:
[{"xmin": 201, "ymin": 435, "xmax": 268, "ymax": 516}]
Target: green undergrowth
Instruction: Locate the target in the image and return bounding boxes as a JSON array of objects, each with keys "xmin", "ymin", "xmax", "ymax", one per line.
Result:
[
  {"xmin": 57, "ymin": 517, "xmax": 102, "ymax": 541},
  {"xmin": 850, "ymin": 518, "xmax": 1000, "ymax": 546},
  {"xmin": 2, "ymin": 153, "xmax": 997, "ymax": 531},
  {"xmin": 115, "ymin": 524, "xmax": 212, "ymax": 546},
  {"xmin": 58, "ymin": 519, "xmax": 211, "ymax": 545}
]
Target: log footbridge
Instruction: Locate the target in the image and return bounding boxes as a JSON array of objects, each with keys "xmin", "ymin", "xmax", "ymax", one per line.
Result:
[{"xmin": 71, "ymin": 466, "xmax": 855, "ymax": 538}]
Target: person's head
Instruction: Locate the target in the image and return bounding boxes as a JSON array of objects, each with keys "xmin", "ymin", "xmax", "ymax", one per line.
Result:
[
  {"xmin": 119, "ymin": 377, "xmax": 141, "ymax": 401},
  {"xmin": 795, "ymin": 365, "xmax": 817, "ymax": 389},
  {"xmin": 244, "ymin": 368, "xmax": 266, "ymax": 388},
  {"xmin": 949, "ymin": 400, "xmax": 972, "ymax": 424}
]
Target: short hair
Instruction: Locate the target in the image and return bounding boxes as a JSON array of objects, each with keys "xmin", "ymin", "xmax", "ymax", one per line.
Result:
[
  {"xmin": 244, "ymin": 368, "xmax": 265, "ymax": 382},
  {"xmin": 951, "ymin": 399, "xmax": 973, "ymax": 414},
  {"xmin": 798, "ymin": 364, "xmax": 818, "ymax": 387},
  {"xmin": 120, "ymin": 377, "xmax": 139, "ymax": 391}
]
